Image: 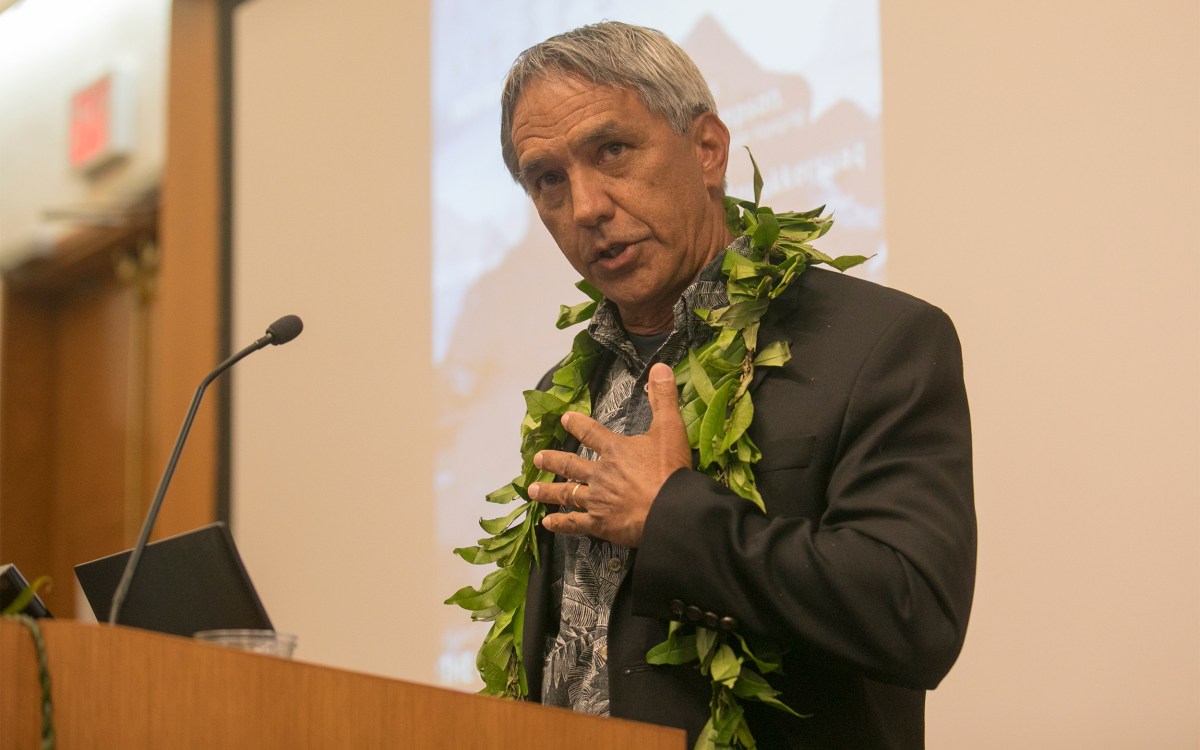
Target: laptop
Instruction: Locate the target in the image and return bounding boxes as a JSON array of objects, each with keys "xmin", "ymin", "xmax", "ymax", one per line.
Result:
[
  {"xmin": 75, "ymin": 522, "xmax": 273, "ymax": 637},
  {"xmin": 0, "ymin": 563, "xmax": 53, "ymax": 618}
]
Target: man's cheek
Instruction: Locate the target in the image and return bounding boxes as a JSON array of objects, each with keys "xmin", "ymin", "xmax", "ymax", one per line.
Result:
[{"xmin": 536, "ymin": 211, "xmax": 568, "ymax": 240}]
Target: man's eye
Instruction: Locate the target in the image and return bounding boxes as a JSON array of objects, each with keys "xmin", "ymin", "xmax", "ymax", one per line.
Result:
[
  {"xmin": 600, "ymin": 143, "xmax": 626, "ymax": 161},
  {"xmin": 535, "ymin": 172, "xmax": 564, "ymax": 191}
]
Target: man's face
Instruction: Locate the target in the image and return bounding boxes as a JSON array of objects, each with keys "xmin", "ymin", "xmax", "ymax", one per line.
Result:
[{"xmin": 509, "ymin": 75, "xmax": 730, "ymax": 334}]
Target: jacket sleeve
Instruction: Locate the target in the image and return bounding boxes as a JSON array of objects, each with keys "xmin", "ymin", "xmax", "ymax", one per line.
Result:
[{"xmin": 629, "ymin": 303, "xmax": 976, "ymax": 689}]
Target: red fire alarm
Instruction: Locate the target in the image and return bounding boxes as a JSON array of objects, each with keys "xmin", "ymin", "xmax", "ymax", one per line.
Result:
[{"xmin": 69, "ymin": 67, "xmax": 135, "ymax": 174}]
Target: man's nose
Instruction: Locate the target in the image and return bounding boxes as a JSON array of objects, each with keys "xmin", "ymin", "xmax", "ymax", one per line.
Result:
[{"xmin": 570, "ymin": 170, "xmax": 615, "ymax": 227}]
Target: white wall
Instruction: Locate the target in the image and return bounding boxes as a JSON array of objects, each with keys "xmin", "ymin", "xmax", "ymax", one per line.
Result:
[
  {"xmin": 882, "ymin": 4, "xmax": 1199, "ymax": 747},
  {"xmin": 229, "ymin": 0, "xmax": 1198, "ymax": 746},
  {"xmin": 230, "ymin": 0, "xmax": 437, "ymax": 681}
]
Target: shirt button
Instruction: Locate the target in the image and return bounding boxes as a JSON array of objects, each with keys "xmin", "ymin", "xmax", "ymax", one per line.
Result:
[{"xmin": 607, "ymin": 558, "xmax": 623, "ymax": 573}]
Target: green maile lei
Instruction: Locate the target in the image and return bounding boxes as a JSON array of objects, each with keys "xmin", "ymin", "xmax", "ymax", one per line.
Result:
[
  {"xmin": 446, "ymin": 152, "xmax": 867, "ymax": 750},
  {"xmin": 3, "ymin": 575, "xmax": 55, "ymax": 749}
]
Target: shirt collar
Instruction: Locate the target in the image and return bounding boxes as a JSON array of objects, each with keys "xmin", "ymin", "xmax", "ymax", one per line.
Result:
[{"xmin": 587, "ymin": 235, "xmax": 751, "ymax": 360}]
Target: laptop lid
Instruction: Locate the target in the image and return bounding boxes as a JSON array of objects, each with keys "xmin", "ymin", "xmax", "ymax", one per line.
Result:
[
  {"xmin": 0, "ymin": 563, "xmax": 53, "ymax": 618},
  {"xmin": 74, "ymin": 522, "xmax": 273, "ymax": 637}
]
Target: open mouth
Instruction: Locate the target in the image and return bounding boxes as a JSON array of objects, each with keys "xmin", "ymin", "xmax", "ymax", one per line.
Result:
[{"xmin": 597, "ymin": 243, "xmax": 627, "ymax": 260}]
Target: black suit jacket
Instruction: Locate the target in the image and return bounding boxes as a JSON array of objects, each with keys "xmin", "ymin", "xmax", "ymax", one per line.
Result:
[{"xmin": 522, "ymin": 268, "xmax": 976, "ymax": 749}]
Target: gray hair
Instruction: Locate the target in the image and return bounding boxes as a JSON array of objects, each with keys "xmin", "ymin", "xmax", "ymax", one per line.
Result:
[{"xmin": 500, "ymin": 21, "xmax": 717, "ymax": 182}]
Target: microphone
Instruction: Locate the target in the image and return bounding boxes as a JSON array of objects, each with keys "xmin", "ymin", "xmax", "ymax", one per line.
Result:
[{"xmin": 107, "ymin": 314, "xmax": 304, "ymax": 625}]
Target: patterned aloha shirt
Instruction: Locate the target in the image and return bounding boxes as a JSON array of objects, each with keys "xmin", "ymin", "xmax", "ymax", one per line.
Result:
[{"xmin": 540, "ymin": 236, "xmax": 749, "ymax": 715}]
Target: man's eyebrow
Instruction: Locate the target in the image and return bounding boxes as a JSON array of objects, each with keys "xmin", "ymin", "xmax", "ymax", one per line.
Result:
[
  {"xmin": 516, "ymin": 157, "xmax": 546, "ymax": 186},
  {"xmin": 577, "ymin": 120, "xmax": 624, "ymax": 148}
]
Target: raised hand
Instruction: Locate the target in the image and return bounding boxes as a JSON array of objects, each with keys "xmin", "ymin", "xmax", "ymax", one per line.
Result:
[{"xmin": 529, "ymin": 362, "xmax": 692, "ymax": 547}]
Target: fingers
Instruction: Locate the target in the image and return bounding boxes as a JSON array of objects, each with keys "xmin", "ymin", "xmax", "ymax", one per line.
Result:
[
  {"xmin": 532, "ymin": 448, "xmax": 593, "ymax": 485},
  {"xmin": 560, "ymin": 411, "xmax": 614, "ymax": 456},
  {"xmin": 540, "ymin": 484, "xmax": 645, "ymax": 547},
  {"xmin": 529, "ymin": 441, "xmax": 600, "ymax": 510},
  {"xmin": 541, "ymin": 508, "xmax": 592, "ymax": 536},
  {"xmin": 528, "ymin": 478, "xmax": 586, "ymax": 508}
]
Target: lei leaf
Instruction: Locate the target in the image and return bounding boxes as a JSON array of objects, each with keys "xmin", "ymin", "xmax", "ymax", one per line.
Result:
[{"xmin": 447, "ymin": 150, "xmax": 865, "ymax": 746}]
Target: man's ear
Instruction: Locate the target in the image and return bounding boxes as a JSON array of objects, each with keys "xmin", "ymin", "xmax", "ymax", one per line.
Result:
[{"xmin": 691, "ymin": 111, "xmax": 730, "ymax": 192}]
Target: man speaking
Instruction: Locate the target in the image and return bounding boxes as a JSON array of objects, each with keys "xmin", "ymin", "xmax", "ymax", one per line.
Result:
[{"xmin": 450, "ymin": 20, "xmax": 975, "ymax": 750}]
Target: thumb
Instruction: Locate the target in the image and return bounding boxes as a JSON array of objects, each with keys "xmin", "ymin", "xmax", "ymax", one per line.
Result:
[{"xmin": 647, "ymin": 362, "xmax": 683, "ymax": 430}]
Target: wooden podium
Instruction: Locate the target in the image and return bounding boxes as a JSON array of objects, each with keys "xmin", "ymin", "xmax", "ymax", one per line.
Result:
[{"xmin": 1, "ymin": 620, "xmax": 685, "ymax": 749}]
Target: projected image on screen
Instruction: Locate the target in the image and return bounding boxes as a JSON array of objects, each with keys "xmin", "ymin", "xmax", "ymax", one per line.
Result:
[{"xmin": 432, "ymin": 0, "xmax": 883, "ymax": 687}]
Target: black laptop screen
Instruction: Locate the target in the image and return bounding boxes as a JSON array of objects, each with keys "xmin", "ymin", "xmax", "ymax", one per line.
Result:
[{"xmin": 75, "ymin": 522, "xmax": 272, "ymax": 637}]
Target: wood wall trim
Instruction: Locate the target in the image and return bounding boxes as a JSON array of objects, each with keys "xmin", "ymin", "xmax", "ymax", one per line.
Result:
[
  {"xmin": 2, "ymin": 208, "xmax": 156, "ymax": 294},
  {"xmin": 147, "ymin": 0, "xmax": 222, "ymax": 539},
  {"xmin": 0, "ymin": 290, "xmax": 55, "ymax": 597}
]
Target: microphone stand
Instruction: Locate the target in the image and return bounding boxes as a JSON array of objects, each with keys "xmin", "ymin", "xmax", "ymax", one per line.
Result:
[{"xmin": 108, "ymin": 318, "xmax": 300, "ymax": 625}]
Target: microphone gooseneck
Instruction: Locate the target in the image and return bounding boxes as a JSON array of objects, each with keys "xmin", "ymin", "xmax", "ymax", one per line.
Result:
[{"xmin": 107, "ymin": 315, "xmax": 304, "ymax": 625}]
